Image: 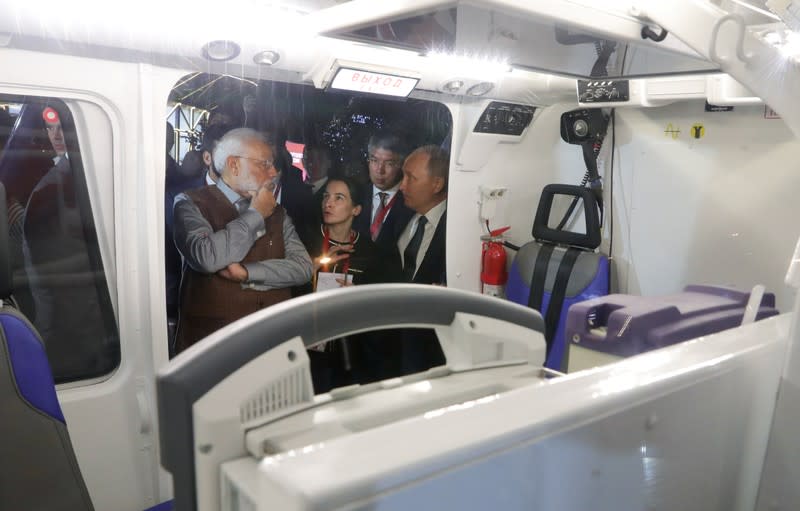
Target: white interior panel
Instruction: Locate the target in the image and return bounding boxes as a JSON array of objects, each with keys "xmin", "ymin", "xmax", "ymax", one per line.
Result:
[
  {"xmin": 1, "ymin": 48, "xmax": 184, "ymax": 510},
  {"xmin": 456, "ymin": 98, "xmax": 800, "ymax": 311},
  {"xmin": 611, "ymin": 102, "xmax": 799, "ymax": 310}
]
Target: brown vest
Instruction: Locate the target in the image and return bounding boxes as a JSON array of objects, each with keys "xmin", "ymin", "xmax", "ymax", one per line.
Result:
[{"xmin": 175, "ymin": 186, "xmax": 292, "ymax": 352}]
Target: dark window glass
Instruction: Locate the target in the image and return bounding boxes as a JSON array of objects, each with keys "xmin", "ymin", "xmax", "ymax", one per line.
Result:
[{"xmin": 0, "ymin": 97, "xmax": 119, "ymax": 383}]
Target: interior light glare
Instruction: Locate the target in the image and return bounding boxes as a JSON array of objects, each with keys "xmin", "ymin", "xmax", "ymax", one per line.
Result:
[
  {"xmin": 780, "ymin": 32, "xmax": 800, "ymax": 59},
  {"xmin": 762, "ymin": 30, "xmax": 783, "ymax": 45},
  {"xmin": 202, "ymin": 40, "xmax": 241, "ymax": 62},
  {"xmin": 426, "ymin": 51, "xmax": 510, "ymax": 78},
  {"xmin": 466, "ymin": 82, "xmax": 494, "ymax": 96},
  {"xmin": 254, "ymin": 50, "xmax": 281, "ymax": 66},
  {"xmin": 442, "ymin": 80, "xmax": 464, "ymax": 93}
]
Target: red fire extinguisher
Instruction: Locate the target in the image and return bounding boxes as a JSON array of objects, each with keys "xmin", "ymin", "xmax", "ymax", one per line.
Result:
[{"xmin": 481, "ymin": 226, "xmax": 511, "ymax": 297}]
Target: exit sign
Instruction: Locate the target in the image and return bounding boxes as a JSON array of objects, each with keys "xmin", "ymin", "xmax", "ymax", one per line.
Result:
[{"xmin": 330, "ymin": 67, "xmax": 419, "ymax": 97}]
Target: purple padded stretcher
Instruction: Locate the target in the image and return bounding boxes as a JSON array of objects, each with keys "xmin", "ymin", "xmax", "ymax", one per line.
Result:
[{"xmin": 565, "ymin": 285, "xmax": 780, "ymax": 358}]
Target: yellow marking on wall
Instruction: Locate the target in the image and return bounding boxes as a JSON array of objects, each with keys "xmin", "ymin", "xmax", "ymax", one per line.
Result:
[{"xmin": 664, "ymin": 123, "xmax": 680, "ymax": 140}]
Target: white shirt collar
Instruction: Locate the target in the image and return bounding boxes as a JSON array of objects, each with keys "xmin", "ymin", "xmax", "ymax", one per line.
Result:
[
  {"xmin": 418, "ymin": 198, "xmax": 447, "ymax": 228},
  {"xmin": 216, "ymin": 176, "xmax": 243, "ymax": 205},
  {"xmin": 372, "ymin": 182, "xmax": 400, "ymax": 198}
]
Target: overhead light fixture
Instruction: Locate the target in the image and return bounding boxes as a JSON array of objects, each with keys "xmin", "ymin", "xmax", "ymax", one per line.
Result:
[
  {"xmin": 466, "ymin": 82, "xmax": 494, "ymax": 96},
  {"xmin": 757, "ymin": 28, "xmax": 800, "ymax": 61},
  {"xmin": 253, "ymin": 50, "xmax": 281, "ymax": 66},
  {"xmin": 442, "ymin": 80, "xmax": 464, "ymax": 93},
  {"xmin": 202, "ymin": 40, "xmax": 241, "ymax": 62},
  {"xmin": 425, "ymin": 51, "xmax": 511, "ymax": 78},
  {"xmin": 778, "ymin": 31, "xmax": 800, "ymax": 60}
]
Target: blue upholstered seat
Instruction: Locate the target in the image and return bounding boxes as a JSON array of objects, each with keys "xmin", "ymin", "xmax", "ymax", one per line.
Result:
[
  {"xmin": 0, "ymin": 182, "xmax": 95, "ymax": 510},
  {"xmin": 505, "ymin": 184, "xmax": 609, "ymax": 371}
]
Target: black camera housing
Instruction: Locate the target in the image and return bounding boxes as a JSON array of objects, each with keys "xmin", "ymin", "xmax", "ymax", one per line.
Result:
[{"xmin": 560, "ymin": 109, "xmax": 607, "ymax": 145}]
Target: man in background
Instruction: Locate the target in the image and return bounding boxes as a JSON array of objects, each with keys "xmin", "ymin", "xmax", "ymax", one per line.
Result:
[
  {"xmin": 23, "ymin": 106, "xmax": 116, "ymax": 381},
  {"xmin": 271, "ymin": 133, "xmax": 315, "ymax": 238},
  {"xmin": 396, "ymin": 144, "xmax": 449, "ymax": 374},
  {"xmin": 353, "ymin": 131, "xmax": 414, "ymax": 254},
  {"xmin": 303, "ymin": 144, "xmax": 334, "ymax": 223}
]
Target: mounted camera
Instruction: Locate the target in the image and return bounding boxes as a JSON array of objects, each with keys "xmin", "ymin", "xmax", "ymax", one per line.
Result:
[{"xmin": 560, "ymin": 109, "xmax": 608, "ymax": 145}]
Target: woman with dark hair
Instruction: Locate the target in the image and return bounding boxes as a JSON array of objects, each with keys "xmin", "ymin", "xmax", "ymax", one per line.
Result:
[
  {"xmin": 303, "ymin": 176, "xmax": 394, "ymax": 287},
  {"xmin": 301, "ymin": 175, "xmax": 400, "ymax": 392}
]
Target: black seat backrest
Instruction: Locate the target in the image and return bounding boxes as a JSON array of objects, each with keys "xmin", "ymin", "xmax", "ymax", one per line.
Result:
[
  {"xmin": 0, "ymin": 182, "xmax": 94, "ymax": 511},
  {"xmin": 532, "ymin": 184, "xmax": 601, "ymax": 250}
]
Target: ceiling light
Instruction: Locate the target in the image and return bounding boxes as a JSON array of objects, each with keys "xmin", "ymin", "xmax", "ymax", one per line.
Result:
[
  {"xmin": 758, "ymin": 29, "xmax": 800, "ymax": 61},
  {"xmin": 425, "ymin": 51, "xmax": 511, "ymax": 78},
  {"xmin": 762, "ymin": 30, "xmax": 783, "ymax": 46},
  {"xmin": 780, "ymin": 32, "xmax": 800, "ymax": 59},
  {"xmin": 254, "ymin": 50, "xmax": 281, "ymax": 66},
  {"xmin": 466, "ymin": 82, "xmax": 494, "ymax": 96},
  {"xmin": 202, "ymin": 40, "xmax": 241, "ymax": 62},
  {"xmin": 442, "ymin": 80, "xmax": 464, "ymax": 93}
]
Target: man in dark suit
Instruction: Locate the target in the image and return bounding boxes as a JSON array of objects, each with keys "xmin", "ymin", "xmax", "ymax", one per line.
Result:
[
  {"xmin": 352, "ymin": 131, "xmax": 414, "ymax": 254},
  {"xmin": 303, "ymin": 144, "xmax": 334, "ymax": 224},
  {"xmin": 396, "ymin": 144, "xmax": 449, "ymax": 374},
  {"xmin": 23, "ymin": 108, "xmax": 118, "ymax": 381},
  {"xmin": 273, "ymin": 138, "xmax": 315, "ymax": 238},
  {"xmin": 346, "ymin": 132, "xmax": 414, "ymax": 383}
]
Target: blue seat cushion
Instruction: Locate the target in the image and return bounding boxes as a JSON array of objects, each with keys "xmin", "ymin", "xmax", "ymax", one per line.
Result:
[{"xmin": 2, "ymin": 309, "xmax": 64, "ymax": 422}]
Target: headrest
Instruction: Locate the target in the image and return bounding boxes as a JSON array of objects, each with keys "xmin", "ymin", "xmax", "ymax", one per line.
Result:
[
  {"xmin": 532, "ymin": 184, "xmax": 601, "ymax": 250},
  {"xmin": 0, "ymin": 183, "xmax": 11, "ymax": 299}
]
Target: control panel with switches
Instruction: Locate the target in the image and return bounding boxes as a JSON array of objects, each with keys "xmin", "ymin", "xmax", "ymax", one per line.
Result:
[{"xmin": 473, "ymin": 102, "xmax": 536, "ymax": 136}]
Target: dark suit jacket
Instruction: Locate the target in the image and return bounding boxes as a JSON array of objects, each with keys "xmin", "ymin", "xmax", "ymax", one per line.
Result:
[
  {"xmin": 408, "ymin": 210, "xmax": 447, "ymax": 285},
  {"xmin": 310, "ymin": 178, "xmax": 327, "ymax": 226},
  {"xmin": 398, "ymin": 208, "xmax": 447, "ymax": 375},
  {"xmin": 353, "ymin": 187, "xmax": 415, "ymax": 254},
  {"xmin": 280, "ymin": 165, "xmax": 315, "ymax": 235}
]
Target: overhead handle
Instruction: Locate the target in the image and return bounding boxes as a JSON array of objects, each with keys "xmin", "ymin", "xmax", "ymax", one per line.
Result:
[{"xmin": 709, "ymin": 13, "xmax": 755, "ymax": 65}]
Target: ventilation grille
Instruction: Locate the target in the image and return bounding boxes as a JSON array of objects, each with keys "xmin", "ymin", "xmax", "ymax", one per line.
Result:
[{"xmin": 239, "ymin": 366, "xmax": 313, "ymax": 426}]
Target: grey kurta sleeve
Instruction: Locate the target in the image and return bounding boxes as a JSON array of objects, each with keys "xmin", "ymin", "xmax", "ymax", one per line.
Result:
[
  {"xmin": 242, "ymin": 213, "xmax": 313, "ymax": 289},
  {"xmin": 173, "ymin": 197, "xmax": 265, "ymax": 273}
]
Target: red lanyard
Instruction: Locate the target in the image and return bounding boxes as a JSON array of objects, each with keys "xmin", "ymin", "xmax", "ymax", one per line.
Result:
[
  {"xmin": 322, "ymin": 227, "xmax": 356, "ymax": 275},
  {"xmin": 370, "ymin": 192, "xmax": 398, "ymax": 235}
]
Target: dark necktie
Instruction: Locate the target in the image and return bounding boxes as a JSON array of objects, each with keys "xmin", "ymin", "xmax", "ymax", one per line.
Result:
[
  {"xmin": 370, "ymin": 192, "xmax": 388, "ymax": 241},
  {"xmin": 402, "ymin": 215, "xmax": 427, "ymax": 281}
]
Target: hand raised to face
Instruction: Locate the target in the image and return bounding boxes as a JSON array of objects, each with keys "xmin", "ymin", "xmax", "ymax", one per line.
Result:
[{"xmin": 249, "ymin": 182, "xmax": 277, "ymax": 218}]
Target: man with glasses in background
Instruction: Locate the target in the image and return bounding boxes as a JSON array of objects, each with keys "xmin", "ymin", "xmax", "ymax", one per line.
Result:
[
  {"xmin": 353, "ymin": 131, "xmax": 415, "ymax": 254},
  {"xmin": 172, "ymin": 128, "xmax": 312, "ymax": 353},
  {"xmin": 346, "ymin": 131, "xmax": 414, "ymax": 383}
]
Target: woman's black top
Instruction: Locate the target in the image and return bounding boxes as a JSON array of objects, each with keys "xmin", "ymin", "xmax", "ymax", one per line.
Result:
[
  {"xmin": 298, "ymin": 224, "xmax": 403, "ymax": 393},
  {"xmin": 301, "ymin": 224, "xmax": 401, "ymax": 288}
]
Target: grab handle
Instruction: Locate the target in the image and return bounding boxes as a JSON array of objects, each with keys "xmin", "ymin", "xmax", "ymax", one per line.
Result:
[{"xmin": 709, "ymin": 13, "xmax": 755, "ymax": 65}]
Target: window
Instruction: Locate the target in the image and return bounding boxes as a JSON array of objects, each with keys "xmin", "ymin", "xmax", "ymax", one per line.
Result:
[
  {"xmin": 165, "ymin": 74, "xmax": 453, "ymax": 385},
  {"xmin": 0, "ymin": 97, "xmax": 119, "ymax": 383}
]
